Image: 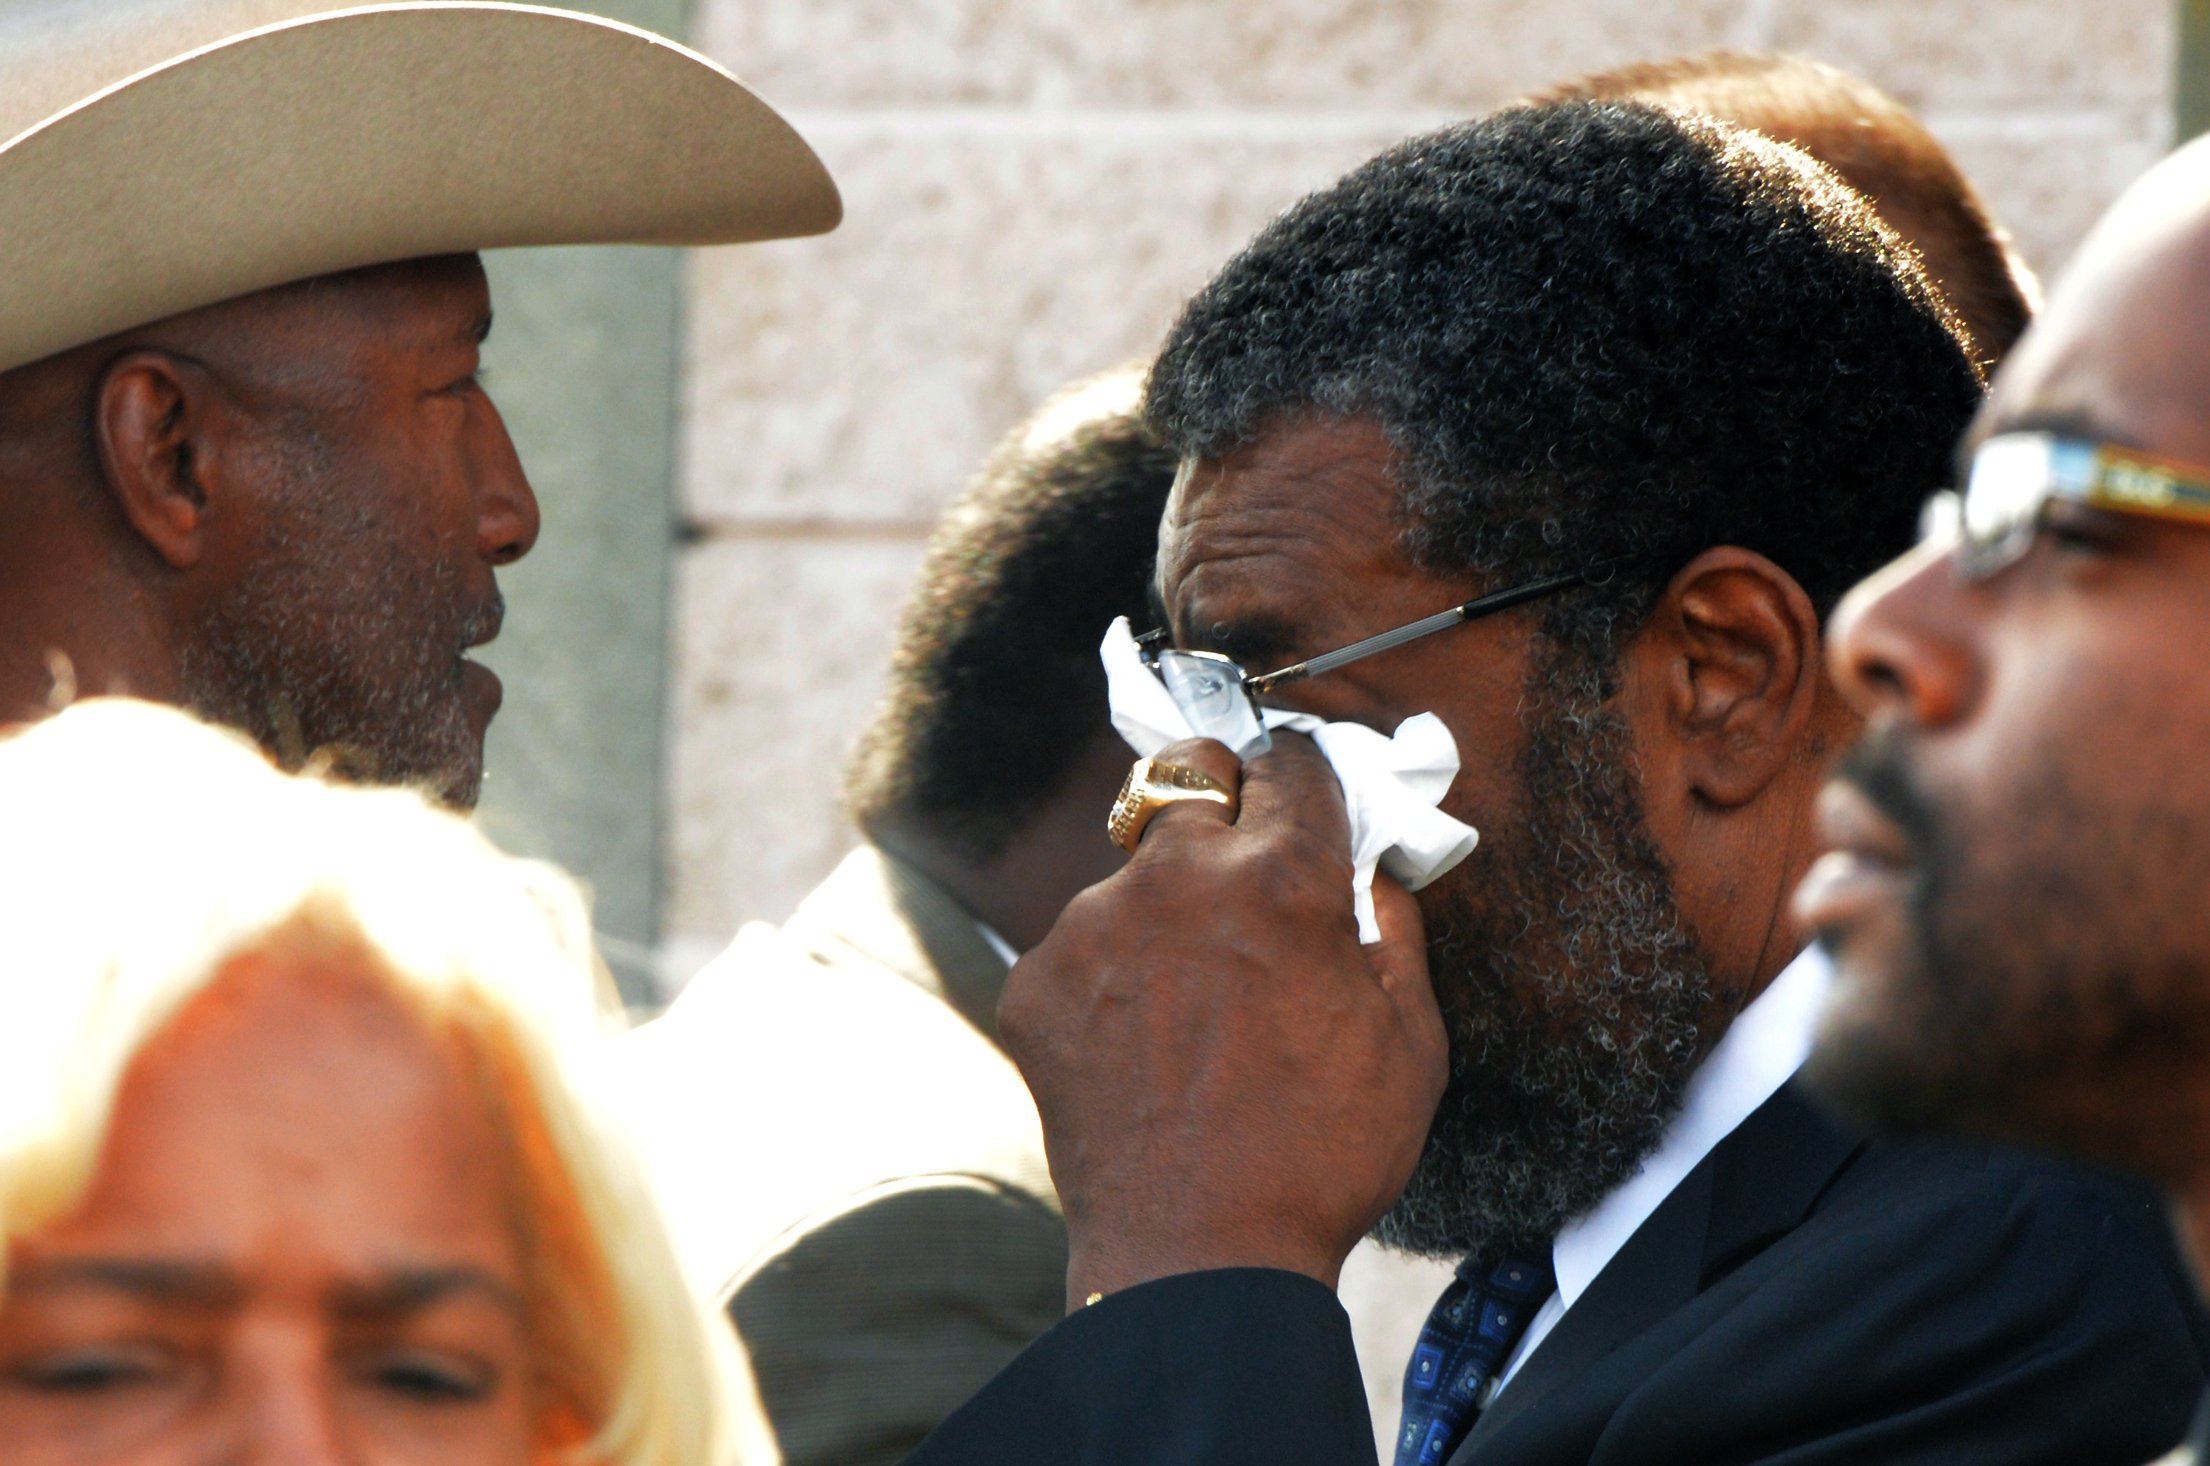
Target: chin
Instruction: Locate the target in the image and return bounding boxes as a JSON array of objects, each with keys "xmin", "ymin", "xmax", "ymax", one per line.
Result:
[
  {"xmin": 1798, "ymin": 948, "xmax": 1980, "ymax": 1140},
  {"xmin": 432, "ymin": 755, "xmax": 485, "ymax": 810},
  {"xmin": 394, "ymin": 721, "xmax": 485, "ymax": 810},
  {"xmin": 1797, "ymin": 1023, "xmax": 1952, "ymax": 1139}
]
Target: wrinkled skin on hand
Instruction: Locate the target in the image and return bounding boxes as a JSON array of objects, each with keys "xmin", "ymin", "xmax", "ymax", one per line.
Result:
[{"xmin": 998, "ymin": 731, "xmax": 1448, "ymax": 1309}]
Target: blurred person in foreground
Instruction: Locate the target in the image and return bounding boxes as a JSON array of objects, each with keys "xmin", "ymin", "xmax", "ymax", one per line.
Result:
[
  {"xmin": 624, "ymin": 366, "xmax": 1176, "ymax": 1465},
  {"xmin": 908, "ymin": 100, "xmax": 2207, "ymax": 1466},
  {"xmin": 0, "ymin": 698, "xmax": 772, "ymax": 1465},
  {"xmin": 1797, "ymin": 136, "xmax": 2210, "ymax": 1465},
  {"xmin": 0, "ymin": 0, "xmax": 835, "ymax": 806},
  {"xmin": 1534, "ymin": 49, "xmax": 2039, "ymax": 372}
]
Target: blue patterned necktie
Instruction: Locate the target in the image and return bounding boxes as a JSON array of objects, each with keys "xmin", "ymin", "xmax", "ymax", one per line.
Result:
[{"xmin": 1394, "ymin": 1253, "xmax": 1556, "ymax": 1466}]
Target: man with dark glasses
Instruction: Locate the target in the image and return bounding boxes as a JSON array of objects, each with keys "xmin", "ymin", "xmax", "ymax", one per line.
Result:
[
  {"xmin": 909, "ymin": 101, "xmax": 2206, "ymax": 1466},
  {"xmin": 1803, "ymin": 134, "xmax": 2210, "ymax": 1464}
]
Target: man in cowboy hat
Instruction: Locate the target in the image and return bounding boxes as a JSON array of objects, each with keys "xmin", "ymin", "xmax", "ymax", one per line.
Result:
[{"xmin": 0, "ymin": 0, "xmax": 837, "ymax": 804}]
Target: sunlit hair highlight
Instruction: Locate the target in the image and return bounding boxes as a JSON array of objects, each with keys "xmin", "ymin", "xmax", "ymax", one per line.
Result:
[{"xmin": 0, "ymin": 698, "xmax": 760, "ymax": 1466}]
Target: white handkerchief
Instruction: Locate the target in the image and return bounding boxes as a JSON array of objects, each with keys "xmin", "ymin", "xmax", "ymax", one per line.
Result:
[{"xmin": 1100, "ymin": 616, "xmax": 1479, "ymax": 942}]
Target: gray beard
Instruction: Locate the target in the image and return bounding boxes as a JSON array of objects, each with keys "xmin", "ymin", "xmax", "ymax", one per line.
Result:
[
  {"xmin": 1375, "ymin": 649, "xmax": 1718, "ymax": 1261},
  {"xmin": 174, "ymin": 427, "xmax": 487, "ymax": 807}
]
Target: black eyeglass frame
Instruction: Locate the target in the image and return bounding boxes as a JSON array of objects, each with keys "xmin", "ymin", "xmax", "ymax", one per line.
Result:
[{"xmin": 1137, "ymin": 561, "xmax": 1617, "ymax": 702}]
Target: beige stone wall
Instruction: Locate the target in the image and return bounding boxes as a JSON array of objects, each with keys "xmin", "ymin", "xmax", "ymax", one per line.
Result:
[
  {"xmin": 667, "ymin": 0, "xmax": 2176, "ymax": 1446},
  {"xmin": 668, "ymin": 0, "xmax": 2173, "ymax": 959}
]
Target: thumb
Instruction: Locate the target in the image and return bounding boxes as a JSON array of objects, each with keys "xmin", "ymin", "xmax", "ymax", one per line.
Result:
[{"xmin": 1368, "ymin": 874, "xmax": 1443, "ymax": 1049}]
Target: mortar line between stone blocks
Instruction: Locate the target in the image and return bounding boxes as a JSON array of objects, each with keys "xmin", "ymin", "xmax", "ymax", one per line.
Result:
[
  {"xmin": 775, "ymin": 103, "xmax": 2148, "ymax": 145},
  {"xmin": 779, "ymin": 106, "xmax": 1463, "ymax": 141},
  {"xmin": 678, "ymin": 516, "xmax": 937, "ymax": 543},
  {"xmin": 1921, "ymin": 107, "xmax": 2154, "ymax": 141}
]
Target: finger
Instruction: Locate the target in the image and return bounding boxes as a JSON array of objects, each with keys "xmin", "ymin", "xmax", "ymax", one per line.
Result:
[
  {"xmin": 1235, "ymin": 728, "xmax": 1351, "ymax": 856},
  {"xmin": 1127, "ymin": 737, "xmax": 1243, "ymax": 846}
]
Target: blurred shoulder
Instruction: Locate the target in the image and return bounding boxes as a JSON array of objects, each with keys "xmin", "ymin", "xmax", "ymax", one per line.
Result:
[
  {"xmin": 729, "ymin": 1173, "xmax": 1068, "ymax": 1466},
  {"xmin": 614, "ymin": 912, "xmax": 1054, "ymax": 1303}
]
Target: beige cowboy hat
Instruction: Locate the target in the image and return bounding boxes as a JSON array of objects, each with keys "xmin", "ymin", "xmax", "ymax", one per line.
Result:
[{"xmin": 0, "ymin": 0, "xmax": 841, "ymax": 375}]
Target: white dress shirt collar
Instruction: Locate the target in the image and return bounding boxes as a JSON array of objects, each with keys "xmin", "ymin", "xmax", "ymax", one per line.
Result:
[
  {"xmin": 1493, "ymin": 943, "xmax": 1835, "ymax": 1391},
  {"xmin": 1551, "ymin": 943, "xmax": 1835, "ymax": 1306},
  {"xmin": 975, "ymin": 921, "xmax": 1020, "ymax": 969}
]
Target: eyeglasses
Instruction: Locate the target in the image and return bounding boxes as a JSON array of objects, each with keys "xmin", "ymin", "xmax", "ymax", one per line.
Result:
[
  {"xmin": 1138, "ymin": 565, "xmax": 1613, "ymax": 755},
  {"xmin": 1923, "ymin": 432, "xmax": 2210, "ymax": 582}
]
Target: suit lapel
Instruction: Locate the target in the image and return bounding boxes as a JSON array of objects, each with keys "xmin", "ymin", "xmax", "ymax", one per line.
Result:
[
  {"xmin": 1696, "ymin": 1083, "xmax": 1862, "ymax": 1281},
  {"xmin": 1457, "ymin": 1164, "xmax": 1712, "ymax": 1451},
  {"xmin": 1453, "ymin": 1081, "xmax": 1862, "ymax": 1460}
]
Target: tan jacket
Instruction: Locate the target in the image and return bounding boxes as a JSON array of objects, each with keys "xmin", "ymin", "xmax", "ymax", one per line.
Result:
[{"xmin": 620, "ymin": 847, "xmax": 1065, "ymax": 1466}]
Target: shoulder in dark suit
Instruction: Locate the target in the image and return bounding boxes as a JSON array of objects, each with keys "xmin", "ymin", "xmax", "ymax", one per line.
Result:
[{"xmin": 907, "ymin": 1081, "xmax": 2210, "ymax": 1466}]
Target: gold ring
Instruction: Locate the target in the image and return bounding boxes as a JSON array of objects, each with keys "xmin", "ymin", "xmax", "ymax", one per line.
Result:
[{"xmin": 1106, "ymin": 756, "xmax": 1237, "ymax": 852}]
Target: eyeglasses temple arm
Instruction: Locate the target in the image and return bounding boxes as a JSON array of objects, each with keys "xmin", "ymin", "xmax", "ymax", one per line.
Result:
[{"xmin": 1245, "ymin": 569, "xmax": 1593, "ymax": 693}]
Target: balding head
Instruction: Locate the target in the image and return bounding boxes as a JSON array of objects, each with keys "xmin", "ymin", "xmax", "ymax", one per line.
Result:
[
  {"xmin": 1973, "ymin": 137, "xmax": 2210, "ymax": 464},
  {"xmin": 0, "ymin": 256, "xmax": 538, "ymax": 805},
  {"xmin": 1805, "ymin": 134, "xmax": 2210, "ymax": 1182}
]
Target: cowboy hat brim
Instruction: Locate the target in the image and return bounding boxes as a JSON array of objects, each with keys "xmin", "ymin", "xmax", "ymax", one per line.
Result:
[{"xmin": 0, "ymin": 2, "xmax": 841, "ymax": 374}]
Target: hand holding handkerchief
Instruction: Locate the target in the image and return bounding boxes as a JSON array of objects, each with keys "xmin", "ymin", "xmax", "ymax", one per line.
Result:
[{"xmin": 1100, "ymin": 616, "xmax": 1478, "ymax": 942}]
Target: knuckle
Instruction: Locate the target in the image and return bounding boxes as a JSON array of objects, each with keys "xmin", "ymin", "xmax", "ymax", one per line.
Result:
[
  {"xmin": 1153, "ymin": 737, "xmax": 1242, "ymax": 787},
  {"xmin": 995, "ymin": 971, "xmax": 1043, "ymax": 1049},
  {"xmin": 1252, "ymin": 832, "xmax": 1352, "ymax": 910}
]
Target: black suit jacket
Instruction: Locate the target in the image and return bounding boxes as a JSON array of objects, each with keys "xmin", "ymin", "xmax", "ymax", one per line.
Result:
[{"xmin": 906, "ymin": 1082, "xmax": 2210, "ymax": 1465}]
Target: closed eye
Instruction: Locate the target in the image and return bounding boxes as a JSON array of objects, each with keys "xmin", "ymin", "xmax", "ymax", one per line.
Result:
[
  {"xmin": 8, "ymin": 1344, "xmax": 174, "ymax": 1393},
  {"xmin": 2040, "ymin": 501, "xmax": 2124, "ymax": 557},
  {"xmin": 358, "ymin": 1349, "xmax": 496, "ymax": 1404}
]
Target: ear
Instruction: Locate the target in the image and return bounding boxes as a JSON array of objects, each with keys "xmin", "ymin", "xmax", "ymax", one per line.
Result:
[
  {"xmin": 90, "ymin": 351, "xmax": 231, "ymax": 569},
  {"xmin": 1640, "ymin": 546, "xmax": 1823, "ymax": 809}
]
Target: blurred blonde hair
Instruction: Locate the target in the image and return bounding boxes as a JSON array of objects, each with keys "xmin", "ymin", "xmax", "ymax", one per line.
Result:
[{"xmin": 0, "ymin": 698, "xmax": 768, "ymax": 1466}]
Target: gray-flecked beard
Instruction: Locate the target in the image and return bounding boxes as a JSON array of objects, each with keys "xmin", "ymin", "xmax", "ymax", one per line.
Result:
[
  {"xmin": 1375, "ymin": 648, "xmax": 1718, "ymax": 1262},
  {"xmin": 173, "ymin": 425, "xmax": 488, "ymax": 808}
]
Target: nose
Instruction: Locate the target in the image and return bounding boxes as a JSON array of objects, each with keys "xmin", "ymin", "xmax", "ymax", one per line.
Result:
[
  {"xmin": 471, "ymin": 391, "xmax": 541, "ymax": 567},
  {"xmin": 227, "ymin": 1340, "xmax": 353, "ymax": 1466},
  {"xmin": 1827, "ymin": 538, "xmax": 1984, "ymax": 732}
]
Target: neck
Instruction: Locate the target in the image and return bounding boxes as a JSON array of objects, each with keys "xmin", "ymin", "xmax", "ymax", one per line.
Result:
[
  {"xmin": 2163, "ymin": 1182, "xmax": 2210, "ymax": 1305},
  {"xmin": 1709, "ymin": 695, "xmax": 1862, "ymax": 1016},
  {"xmin": 0, "ymin": 601, "xmax": 182, "ymax": 725},
  {"xmin": 867, "ymin": 739, "xmax": 1134, "ymax": 954},
  {"xmin": 0, "ymin": 535, "xmax": 180, "ymax": 727},
  {"xmin": 0, "ymin": 437, "xmax": 183, "ymax": 724}
]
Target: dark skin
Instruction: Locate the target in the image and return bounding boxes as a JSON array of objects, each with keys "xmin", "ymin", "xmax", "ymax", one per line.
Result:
[
  {"xmin": 868, "ymin": 732, "xmax": 1133, "ymax": 955},
  {"xmin": 1001, "ymin": 412, "xmax": 1856, "ymax": 1304},
  {"xmin": 1804, "ymin": 146, "xmax": 2210, "ymax": 1275},
  {"xmin": 1000, "ymin": 731, "xmax": 1446, "ymax": 1303},
  {"xmin": 1160, "ymin": 418, "xmax": 1841, "ymax": 1020},
  {"xmin": 0, "ymin": 255, "xmax": 537, "ymax": 804}
]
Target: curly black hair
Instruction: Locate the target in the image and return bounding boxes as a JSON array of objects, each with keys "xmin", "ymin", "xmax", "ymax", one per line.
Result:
[
  {"xmin": 845, "ymin": 366, "xmax": 1178, "ymax": 862},
  {"xmin": 1145, "ymin": 100, "xmax": 1985, "ymax": 671}
]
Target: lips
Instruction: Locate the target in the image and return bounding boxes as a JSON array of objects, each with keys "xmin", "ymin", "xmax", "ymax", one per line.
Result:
[
  {"xmin": 459, "ymin": 657, "xmax": 504, "ymax": 724},
  {"xmin": 1793, "ymin": 779, "xmax": 1915, "ymax": 935},
  {"xmin": 457, "ymin": 591, "xmax": 506, "ymax": 725},
  {"xmin": 463, "ymin": 591, "xmax": 505, "ymax": 652}
]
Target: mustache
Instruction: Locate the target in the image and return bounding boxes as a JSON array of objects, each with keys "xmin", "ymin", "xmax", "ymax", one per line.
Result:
[
  {"xmin": 1831, "ymin": 724, "xmax": 1940, "ymax": 851},
  {"xmin": 460, "ymin": 591, "xmax": 505, "ymax": 651}
]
